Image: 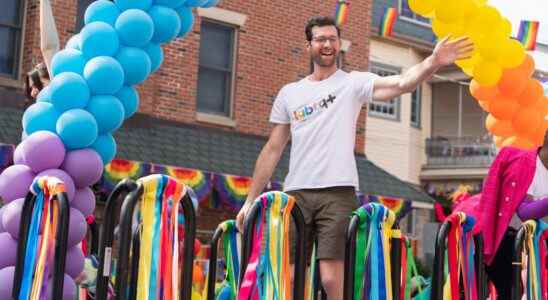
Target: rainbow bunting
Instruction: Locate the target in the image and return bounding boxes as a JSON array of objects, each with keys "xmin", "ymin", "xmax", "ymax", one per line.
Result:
[
  {"xmin": 517, "ymin": 20, "xmax": 540, "ymax": 50},
  {"xmin": 101, "ymin": 159, "xmax": 150, "ymax": 193},
  {"xmin": 364, "ymin": 194, "xmax": 412, "ymax": 220},
  {"xmin": 334, "ymin": 0, "xmax": 350, "ymax": 26},
  {"xmin": 160, "ymin": 166, "xmax": 212, "ymax": 205},
  {"xmin": 380, "ymin": 7, "xmax": 398, "ymax": 37},
  {"xmin": 214, "ymin": 174, "xmax": 252, "ymax": 210}
]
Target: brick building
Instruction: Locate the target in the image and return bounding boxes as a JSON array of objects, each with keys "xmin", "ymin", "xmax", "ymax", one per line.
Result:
[{"xmin": 0, "ymin": 0, "xmax": 433, "ymax": 240}]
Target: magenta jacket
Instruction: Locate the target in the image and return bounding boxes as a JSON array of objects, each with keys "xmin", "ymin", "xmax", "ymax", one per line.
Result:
[{"xmin": 455, "ymin": 147, "xmax": 537, "ymax": 265}]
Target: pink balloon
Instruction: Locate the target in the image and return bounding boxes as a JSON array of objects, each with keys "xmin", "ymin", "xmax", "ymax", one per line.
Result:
[
  {"xmin": 0, "ymin": 233, "xmax": 17, "ymax": 269},
  {"xmin": 71, "ymin": 188, "xmax": 96, "ymax": 217},
  {"xmin": 18, "ymin": 131, "xmax": 66, "ymax": 173},
  {"xmin": 0, "ymin": 206, "xmax": 5, "ymax": 233},
  {"xmin": 35, "ymin": 169, "xmax": 76, "ymax": 201},
  {"xmin": 13, "ymin": 144, "xmax": 24, "ymax": 165},
  {"xmin": 67, "ymin": 208, "xmax": 87, "ymax": 247},
  {"xmin": 2, "ymin": 198, "xmax": 29, "ymax": 239},
  {"xmin": 0, "ymin": 266, "xmax": 15, "ymax": 299},
  {"xmin": 65, "ymin": 245, "xmax": 85, "ymax": 279},
  {"xmin": 61, "ymin": 149, "xmax": 103, "ymax": 188},
  {"xmin": 0, "ymin": 165, "xmax": 35, "ymax": 204}
]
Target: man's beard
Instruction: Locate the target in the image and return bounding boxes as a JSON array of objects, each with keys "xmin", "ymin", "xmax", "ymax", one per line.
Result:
[{"xmin": 311, "ymin": 51, "xmax": 339, "ymax": 67}]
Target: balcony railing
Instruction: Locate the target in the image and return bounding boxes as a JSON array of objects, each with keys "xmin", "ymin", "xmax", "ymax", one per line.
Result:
[{"xmin": 425, "ymin": 136, "xmax": 496, "ymax": 168}]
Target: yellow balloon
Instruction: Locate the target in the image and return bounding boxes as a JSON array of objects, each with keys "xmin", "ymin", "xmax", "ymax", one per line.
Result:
[
  {"xmin": 456, "ymin": 52, "xmax": 480, "ymax": 76},
  {"xmin": 493, "ymin": 135, "xmax": 508, "ymax": 148},
  {"xmin": 435, "ymin": 1, "xmax": 463, "ymax": 23},
  {"xmin": 432, "ymin": 19, "xmax": 453, "ymax": 38},
  {"xmin": 473, "ymin": 60, "xmax": 502, "ymax": 86},
  {"xmin": 498, "ymin": 39, "xmax": 526, "ymax": 68},
  {"xmin": 497, "ymin": 18, "xmax": 512, "ymax": 38},
  {"xmin": 408, "ymin": 0, "xmax": 439, "ymax": 16},
  {"xmin": 477, "ymin": 35, "xmax": 505, "ymax": 61},
  {"xmin": 461, "ymin": 0, "xmax": 480, "ymax": 18},
  {"xmin": 465, "ymin": 6, "xmax": 501, "ymax": 41}
]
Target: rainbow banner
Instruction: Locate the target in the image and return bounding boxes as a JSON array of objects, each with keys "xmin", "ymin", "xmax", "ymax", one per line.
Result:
[
  {"xmin": 0, "ymin": 144, "xmax": 14, "ymax": 173},
  {"xmin": 100, "ymin": 159, "xmax": 152, "ymax": 193},
  {"xmin": 517, "ymin": 20, "xmax": 540, "ymax": 50},
  {"xmin": 359, "ymin": 194, "xmax": 412, "ymax": 219},
  {"xmin": 214, "ymin": 174, "xmax": 252, "ymax": 210},
  {"xmin": 154, "ymin": 165, "xmax": 213, "ymax": 205},
  {"xmin": 379, "ymin": 7, "xmax": 398, "ymax": 37},
  {"xmin": 334, "ymin": 0, "xmax": 350, "ymax": 26}
]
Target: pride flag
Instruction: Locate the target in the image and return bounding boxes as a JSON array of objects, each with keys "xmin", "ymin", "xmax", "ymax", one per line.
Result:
[
  {"xmin": 334, "ymin": 0, "xmax": 350, "ymax": 26},
  {"xmin": 380, "ymin": 7, "xmax": 398, "ymax": 37},
  {"xmin": 517, "ymin": 20, "xmax": 540, "ymax": 50}
]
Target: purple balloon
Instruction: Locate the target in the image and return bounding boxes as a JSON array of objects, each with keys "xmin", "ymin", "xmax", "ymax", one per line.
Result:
[
  {"xmin": 0, "ymin": 266, "xmax": 15, "ymax": 299},
  {"xmin": 0, "ymin": 206, "xmax": 5, "ymax": 233},
  {"xmin": 46, "ymin": 273, "xmax": 76, "ymax": 300},
  {"xmin": 61, "ymin": 149, "xmax": 103, "ymax": 189},
  {"xmin": 36, "ymin": 169, "xmax": 76, "ymax": 201},
  {"xmin": 0, "ymin": 233, "xmax": 17, "ymax": 269},
  {"xmin": 71, "ymin": 187, "xmax": 96, "ymax": 217},
  {"xmin": 68, "ymin": 208, "xmax": 87, "ymax": 247},
  {"xmin": 2, "ymin": 198, "xmax": 26, "ymax": 239},
  {"xmin": 65, "ymin": 245, "xmax": 85, "ymax": 279},
  {"xmin": 0, "ymin": 164, "xmax": 35, "ymax": 204},
  {"xmin": 13, "ymin": 144, "xmax": 24, "ymax": 165},
  {"xmin": 19, "ymin": 131, "xmax": 66, "ymax": 173}
]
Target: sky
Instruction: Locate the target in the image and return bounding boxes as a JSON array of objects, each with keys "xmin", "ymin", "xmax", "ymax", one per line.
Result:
[{"xmin": 489, "ymin": 0, "xmax": 548, "ymax": 45}]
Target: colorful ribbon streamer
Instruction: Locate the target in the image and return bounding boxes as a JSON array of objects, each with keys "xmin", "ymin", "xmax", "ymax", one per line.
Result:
[{"xmin": 522, "ymin": 220, "xmax": 548, "ymax": 300}]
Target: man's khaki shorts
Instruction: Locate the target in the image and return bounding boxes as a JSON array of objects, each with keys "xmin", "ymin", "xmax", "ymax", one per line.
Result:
[{"xmin": 287, "ymin": 186, "xmax": 360, "ymax": 261}]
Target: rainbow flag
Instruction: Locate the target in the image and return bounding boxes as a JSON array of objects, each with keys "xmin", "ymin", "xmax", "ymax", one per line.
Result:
[
  {"xmin": 364, "ymin": 194, "xmax": 412, "ymax": 220},
  {"xmin": 334, "ymin": 0, "xmax": 350, "ymax": 26},
  {"xmin": 380, "ymin": 7, "xmax": 398, "ymax": 37},
  {"xmin": 517, "ymin": 20, "xmax": 540, "ymax": 50}
]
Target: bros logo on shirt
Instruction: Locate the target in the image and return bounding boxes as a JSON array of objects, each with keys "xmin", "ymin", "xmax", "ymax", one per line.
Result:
[{"xmin": 292, "ymin": 94, "xmax": 336, "ymax": 122}]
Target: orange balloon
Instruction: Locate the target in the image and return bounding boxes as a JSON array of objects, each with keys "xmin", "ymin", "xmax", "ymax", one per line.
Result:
[
  {"xmin": 497, "ymin": 66, "xmax": 528, "ymax": 97},
  {"xmin": 517, "ymin": 79, "xmax": 544, "ymax": 106},
  {"xmin": 478, "ymin": 100, "xmax": 490, "ymax": 112},
  {"xmin": 502, "ymin": 136, "xmax": 535, "ymax": 150},
  {"xmin": 470, "ymin": 80, "xmax": 498, "ymax": 102},
  {"xmin": 512, "ymin": 107, "xmax": 543, "ymax": 136},
  {"xmin": 490, "ymin": 95, "xmax": 519, "ymax": 120},
  {"xmin": 528, "ymin": 124, "xmax": 548, "ymax": 146},
  {"xmin": 486, "ymin": 114, "xmax": 514, "ymax": 137},
  {"xmin": 493, "ymin": 135, "xmax": 508, "ymax": 148},
  {"xmin": 516, "ymin": 54, "xmax": 535, "ymax": 77}
]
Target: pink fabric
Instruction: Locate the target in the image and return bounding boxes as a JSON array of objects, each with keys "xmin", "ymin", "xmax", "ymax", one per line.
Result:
[{"xmin": 454, "ymin": 147, "xmax": 537, "ymax": 265}]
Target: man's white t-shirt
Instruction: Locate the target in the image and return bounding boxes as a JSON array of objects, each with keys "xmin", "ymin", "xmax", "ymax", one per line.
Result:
[
  {"xmin": 269, "ymin": 69, "xmax": 379, "ymax": 192},
  {"xmin": 527, "ymin": 155, "xmax": 548, "ymax": 199}
]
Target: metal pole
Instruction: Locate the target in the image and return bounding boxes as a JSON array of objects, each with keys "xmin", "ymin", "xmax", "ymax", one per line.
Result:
[
  {"xmin": 512, "ymin": 226, "xmax": 527, "ymax": 300},
  {"xmin": 343, "ymin": 215, "xmax": 360, "ymax": 300},
  {"xmin": 431, "ymin": 221, "xmax": 451, "ymax": 300},
  {"xmin": 458, "ymin": 84, "xmax": 463, "ymax": 138},
  {"xmin": 391, "ymin": 224, "xmax": 402, "ymax": 300},
  {"xmin": 206, "ymin": 226, "xmax": 224, "ymax": 300}
]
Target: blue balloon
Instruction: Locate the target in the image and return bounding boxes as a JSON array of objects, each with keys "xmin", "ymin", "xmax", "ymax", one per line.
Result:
[
  {"xmin": 56, "ymin": 109, "xmax": 98, "ymax": 150},
  {"xmin": 149, "ymin": 6, "xmax": 181, "ymax": 44},
  {"xmin": 114, "ymin": 0, "xmax": 152, "ymax": 11},
  {"xmin": 115, "ymin": 9, "xmax": 154, "ymax": 47},
  {"xmin": 86, "ymin": 95, "xmax": 125, "ymax": 133},
  {"xmin": 84, "ymin": 0, "xmax": 120, "ymax": 26},
  {"xmin": 51, "ymin": 49, "xmax": 87, "ymax": 76},
  {"xmin": 143, "ymin": 43, "xmax": 163, "ymax": 73},
  {"xmin": 184, "ymin": 0, "xmax": 208, "ymax": 7},
  {"xmin": 202, "ymin": 0, "xmax": 220, "ymax": 7},
  {"xmin": 49, "ymin": 72, "xmax": 91, "ymax": 112},
  {"xmin": 22, "ymin": 102, "xmax": 61, "ymax": 135},
  {"xmin": 83, "ymin": 56, "xmax": 124, "ymax": 95},
  {"xmin": 65, "ymin": 34, "xmax": 81, "ymax": 50},
  {"xmin": 116, "ymin": 47, "xmax": 151, "ymax": 85},
  {"xmin": 175, "ymin": 6, "xmax": 194, "ymax": 38},
  {"xmin": 91, "ymin": 134, "xmax": 117, "ymax": 165},
  {"xmin": 36, "ymin": 86, "xmax": 52, "ymax": 103},
  {"xmin": 154, "ymin": 0, "xmax": 186, "ymax": 8},
  {"xmin": 80, "ymin": 22, "xmax": 120, "ymax": 59},
  {"xmin": 115, "ymin": 86, "xmax": 139, "ymax": 119}
]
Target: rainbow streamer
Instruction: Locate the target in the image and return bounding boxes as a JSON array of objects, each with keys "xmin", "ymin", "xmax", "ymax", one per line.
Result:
[
  {"xmin": 19, "ymin": 177, "xmax": 65, "ymax": 300},
  {"xmin": 334, "ymin": 0, "xmax": 350, "ymax": 26},
  {"xmin": 380, "ymin": 7, "xmax": 398, "ymax": 37},
  {"xmin": 521, "ymin": 220, "xmax": 548, "ymax": 300},
  {"xmin": 135, "ymin": 174, "xmax": 189, "ymax": 300},
  {"xmin": 517, "ymin": 20, "xmax": 540, "ymax": 51}
]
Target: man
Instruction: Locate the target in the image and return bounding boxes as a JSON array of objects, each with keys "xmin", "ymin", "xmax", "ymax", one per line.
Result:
[{"xmin": 237, "ymin": 16, "xmax": 472, "ymax": 299}]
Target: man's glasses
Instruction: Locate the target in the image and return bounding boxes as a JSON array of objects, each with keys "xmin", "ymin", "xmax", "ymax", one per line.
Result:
[{"xmin": 311, "ymin": 36, "xmax": 339, "ymax": 45}]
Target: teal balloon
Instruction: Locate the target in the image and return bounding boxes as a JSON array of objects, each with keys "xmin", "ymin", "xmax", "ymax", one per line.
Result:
[
  {"xmin": 115, "ymin": 9, "xmax": 154, "ymax": 47},
  {"xmin": 83, "ymin": 56, "xmax": 124, "ymax": 95},
  {"xmin": 202, "ymin": 0, "xmax": 220, "ymax": 7},
  {"xmin": 143, "ymin": 43, "xmax": 163, "ymax": 73},
  {"xmin": 91, "ymin": 134, "xmax": 117, "ymax": 164},
  {"xmin": 184, "ymin": 0, "xmax": 208, "ymax": 7},
  {"xmin": 114, "ymin": 0, "xmax": 152, "ymax": 11},
  {"xmin": 80, "ymin": 22, "xmax": 120, "ymax": 59},
  {"xmin": 116, "ymin": 47, "xmax": 151, "ymax": 85},
  {"xmin": 49, "ymin": 72, "xmax": 91, "ymax": 112},
  {"xmin": 51, "ymin": 49, "xmax": 86, "ymax": 76},
  {"xmin": 36, "ymin": 86, "xmax": 52, "ymax": 103},
  {"xmin": 115, "ymin": 86, "xmax": 139, "ymax": 118},
  {"xmin": 84, "ymin": 0, "xmax": 120, "ymax": 26},
  {"xmin": 65, "ymin": 34, "xmax": 81, "ymax": 50},
  {"xmin": 56, "ymin": 109, "xmax": 98, "ymax": 150},
  {"xmin": 86, "ymin": 95, "xmax": 125, "ymax": 133},
  {"xmin": 149, "ymin": 6, "xmax": 181, "ymax": 44},
  {"xmin": 154, "ymin": 0, "xmax": 186, "ymax": 8},
  {"xmin": 175, "ymin": 6, "xmax": 194, "ymax": 38},
  {"xmin": 22, "ymin": 102, "xmax": 61, "ymax": 135}
]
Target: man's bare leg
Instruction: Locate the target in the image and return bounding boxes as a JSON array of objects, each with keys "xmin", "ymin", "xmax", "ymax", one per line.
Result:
[{"xmin": 319, "ymin": 259, "xmax": 344, "ymax": 300}]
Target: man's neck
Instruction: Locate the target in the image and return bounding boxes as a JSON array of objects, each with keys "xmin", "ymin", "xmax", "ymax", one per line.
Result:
[{"xmin": 310, "ymin": 66, "xmax": 338, "ymax": 81}]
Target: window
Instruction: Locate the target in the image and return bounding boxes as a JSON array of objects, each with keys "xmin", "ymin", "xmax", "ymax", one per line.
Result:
[
  {"xmin": 76, "ymin": 0, "xmax": 99, "ymax": 32},
  {"xmin": 399, "ymin": 0, "xmax": 431, "ymax": 26},
  {"xmin": 404, "ymin": 209, "xmax": 416, "ymax": 237},
  {"xmin": 411, "ymin": 85, "xmax": 421, "ymax": 127},
  {"xmin": 0, "ymin": 0, "xmax": 24, "ymax": 78},
  {"xmin": 196, "ymin": 20, "xmax": 237, "ymax": 117},
  {"xmin": 369, "ymin": 63, "xmax": 400, "ymax": 120}
]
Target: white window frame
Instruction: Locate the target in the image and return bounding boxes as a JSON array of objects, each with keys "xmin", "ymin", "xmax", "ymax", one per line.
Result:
[
  {"xmin": 410, "ymin": 84, "xmax": 422, "ymax": 128},
  {"xmin": 0, "ymin": 0, "xmax": 26, "ymax": 82},
  {"xmin": 369, "ymin": 62, "xmax": 401, "ymax": 121},
  {"xmin": 398, "ymin": 0, "xmax": 431, "ymax": 27}
]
